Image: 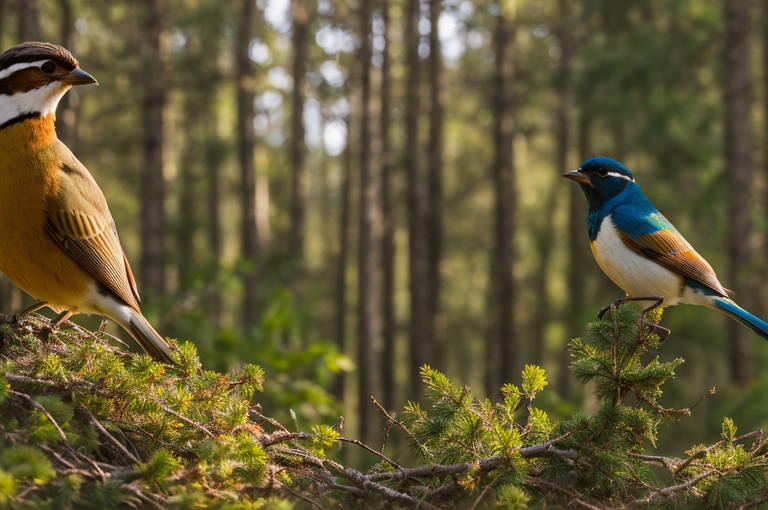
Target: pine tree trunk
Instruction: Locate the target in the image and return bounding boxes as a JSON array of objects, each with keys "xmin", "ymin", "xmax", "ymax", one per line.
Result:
[
  {"xmin": 177, "ymin": 105, "xmax": 199, "ymax": 287},
  {"xmin": 380, "ymin": 0, "xmax": 397, "ymax": 410},
  {"xmin": 57, "ymin": 0, "xmax": 77, "ymax": 151},
  {"xmin": 0, "ymin": 0, "xmax": 5, "ymax": 45},
  {"xmin": 333, "ymin": 112, "xmax": 353, "ymax": 401},
  {"xmin": 560, "ymin": 113, "xmax": 590, "ymax": 398},
  {"xmin": 289, "ymin": 0, "xmax": 310, "ymax": 303},
  {"xmin": 426, "ymin": 0, "xmax": 443, "ymax": 368},
  {"xmin": 724, "ymin": 0, "xmax": 753, "ymax": 385},
  {"xmin": 140, "ymin": 0, "xmax": 168, "ymax": 298},
  {"xmin": 204, "ymin": 108, "xmax": 223, "ymax": 329},
  {"xmin": 487, "ymin": 6, "xmax": 517, "ymax": 397},
  {"xmin": 236, "ymin": 0, "xmax": 260, "ymax": 329},
  {"xmin": 405, "ymin": 0, "xmax": 429, "ymax": 400},
  {"xmin": 357, "ymin": 0, "xmax": 382, "ymax": 444},
  {"xmin": 557, "ymin": 1, "xmax": 580, "ymax": 398},
  {"xmin": 17, "ymin": 0, "xmax": 40, "ymax": 42}
]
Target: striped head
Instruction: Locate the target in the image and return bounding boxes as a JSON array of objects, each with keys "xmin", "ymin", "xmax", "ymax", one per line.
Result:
[
  {"xmin": 0, "ymin": 42, "xmax": 96, "ymax": 129},
  {"xmin": 562, "ymin": 157, "xmax": 636, "ymax": 209}
]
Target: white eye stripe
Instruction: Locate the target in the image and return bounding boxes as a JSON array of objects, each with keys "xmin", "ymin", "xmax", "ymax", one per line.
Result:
[
  {"xmin": 0, "ymin": 60, "xmax": 50, "ymax": 80},
  {"xmin": 605, "ymin": 171, "xmax": 634, "ymax": 182}
]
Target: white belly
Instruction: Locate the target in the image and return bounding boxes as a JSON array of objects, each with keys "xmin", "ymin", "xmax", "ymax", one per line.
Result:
[{"xmin": 591, "ymin": 216, "xmax": 686, "ymax": 305}]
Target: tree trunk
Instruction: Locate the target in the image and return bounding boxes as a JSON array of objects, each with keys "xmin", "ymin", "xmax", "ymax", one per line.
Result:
[
  {"xmin": 530, "ymin": 191, "xmax": 556, "ymax": 367},
  {"xmin": 57, "ymin": 0, "xmax": 77, "ymax": 150},
  {"xmin": 177, "ymin": 105, "xmax": 199, "ymax": 288},
  {"xmin": 724, "ymin": 0, "xmax": 753, "ymax": 385},
  {"xmin": 289, "ymin": 0, "xmax": 310, "ymax": 302},
  {"xmin": 17, "ymin": 0, "xmax": 40, "ymax": 42},
  {"xmin": 236, "ymin": 0, "xmax": 260, "ymax": 330},
  {"xmin": 0, "ymin": 0, "xmax": 5, "ymax": 46},
  {"xmin": 380, "ymin": 0, "xmax": 396, "ymax": 410},
  {"xmin": 560, "ymin": 113, "xmax": 590, "ymax": 398},
  {"xmin": 333, "ymin": 112, "xmax": 353, "ymax": 401},
  {"xmin": 204, "ymin": 110, "xmax": 223, "ymax": 329},
  {"xmin": 357, "ymin": 0, "xmax": 382, "ymax": 445},
  {"xmin": 557, "ymin": 0, "xmax": 580, "ymax": 398},
  {"xmin": 426, "ymin": 0, "xmax": 443, "ymax": 369},
  {"xmin": 487, "ymin": 6, "xmax": 517, "ymax": 398},
  {"xmin": 405, "ymin": 0, "xmax": 428, "ymax": 401},
  {"xmin": 140, "ymin": 0, "xmax": 168, "ymax": 298}
]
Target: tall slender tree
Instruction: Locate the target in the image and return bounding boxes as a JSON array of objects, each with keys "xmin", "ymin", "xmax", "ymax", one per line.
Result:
[
  {"xmin": 724, "ymin": 0, "xmax": 753, "ymax": 385},
  {"xmin": 204, "ymin": 109, "xmax": 223, "ymax": 329},
  {"xmin": 140, "ymin": 0, "xmax": 168, "ymax": 298},
  {"xmin": 405, "ymin": 0, "xmax": 429, "ymax": 400},
  {"xmin": 557, "ymin": 0, "xmax": 581, "ymax": 398},
  {"xmin": 236, "ymin": 0, "xmax": 260, "ymax": 330},
  {"xmin": 357, "ymin": 0, "xmax": 382, "ymax": 444},
  {"xmin": 333, "ymin": 108, "xmax": 354, "ymax": 401},
  {"xmin": 289, "ymin": 0, "xmax": 311, "ymax": 302},
  {"xmin": 0, "ymin": 0, "xmax": 5, "ymax": 45},
  {"xmin": 177, "ymin": 103, "xmax": 200, "ymax": 287},
  {"xmin": 486, "ymin": 3, "xmax": 517, "ymax": 397},
  {"xmin": 380, "ymin": 0, "xmax": 397, "ymax": 410},
  {"xmin": 17, "ymin": 0, "xmax": 41, "ymax": 42},
  {"xmin": 57, "ymin": 0, "xmax": 77, "ymax": 150},
  {"xmin": 426, "ymin": 0, "xmax": 443, "ymax": 367}
]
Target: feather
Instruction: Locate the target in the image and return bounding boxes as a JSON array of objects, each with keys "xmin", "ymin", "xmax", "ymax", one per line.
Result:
[{"xmin": 44, "ymin": 141, "xmax": 140, "ymax": 310}]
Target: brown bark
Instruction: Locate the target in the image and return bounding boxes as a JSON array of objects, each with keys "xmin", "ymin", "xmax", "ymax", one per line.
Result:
[
  {"xmin": 486, "ymin": 7, "xmax": 517, "ymax": 398},
  {"xmin": 236, "ymin": 0, "xmax": 260, "ymax": 329},
  {"xmin": 426, "ymin": 0, "xmax": 443, "ymax": 368},
  {"xmin": 357, "ymin": 0, "xmax": 382, "ymax": 444},
  {"xmin": 380, "ymin": 0, "xmax": 396, "ymax": 410},
  {"xmin": 140, "ymin": 0, "xmax": 168, "ymax": 298},
  {"xmin": 531, "ymin": 191, "xmax": 556, "ymax": 368},
  {"xmin": 0, "ymin": 0, "xmax": 5, "ymax": 45},
  {"xmin": 557, "ymin": 0, "xmax": 580, "ymax": 398},
  {"xmin": 204, "ymin": 107, "xmax": 224, "ymax": 329},
  {"xmin": 17, "ymin": 0, "xmax": 40, "ymax": 42},
  {"xmin": 177, "ymin": 105, "xmax": 199, "ymax": 287},
  {"xmin": 560, "ymin": 113, "xmax": 590, "ymax": 398},
  {"xmin": 333, "ymin": 112, "xmax": 353, "ymax": 401},
  {"xmin": 724, "ymin": 0, "xmax": 753, "ymax": 384},
  {"xmin": 289, "ymin": 0, "xmax": 310, "ymax": 302},
  {"xmin": 57, "ymin": 0, "xmax": 77, "ymax": 150},
  {"xmin": 405, "ymin": 0, "xmax": 428, "ymax": 401}
]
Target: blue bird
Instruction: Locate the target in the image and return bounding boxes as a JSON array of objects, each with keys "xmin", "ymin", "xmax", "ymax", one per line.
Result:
[{"xmin": 563, "ymin": 156, "xmax": 768, "ymax": 341}]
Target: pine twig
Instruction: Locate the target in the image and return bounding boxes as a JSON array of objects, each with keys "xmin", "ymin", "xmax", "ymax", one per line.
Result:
[{"xmin": 81, "ymin": 405, "xmax": 141, "ymax": 464}]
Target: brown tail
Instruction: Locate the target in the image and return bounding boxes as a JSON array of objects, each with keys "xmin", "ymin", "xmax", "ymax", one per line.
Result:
[{"xmin": 125, "ymin": 310, "xmax": 175, "ymax": 364}]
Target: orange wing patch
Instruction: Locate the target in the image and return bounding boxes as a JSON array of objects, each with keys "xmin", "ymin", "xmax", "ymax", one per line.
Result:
[{"xmin": 618, "ymin": 230, "xmax": 727, "ymax": 297}]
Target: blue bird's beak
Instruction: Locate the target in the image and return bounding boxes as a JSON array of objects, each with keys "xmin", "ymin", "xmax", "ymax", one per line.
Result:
[{"xmin": 562, "ymin": 169, "xmax": 593, "ymax": 187}]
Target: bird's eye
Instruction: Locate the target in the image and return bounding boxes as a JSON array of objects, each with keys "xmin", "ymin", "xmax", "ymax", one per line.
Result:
[
  {"xmin": 41, "ymin": 61, "xmax": 56, "ymax": 74},
  {"xmin": 596, "ymin": 168, "xmax": 608, "ymax": 177}
]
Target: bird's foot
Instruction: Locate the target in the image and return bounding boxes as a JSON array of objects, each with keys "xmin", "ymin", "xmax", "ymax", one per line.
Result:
[
  {"xmin": 598, "ymin": 296, "xmax": 664, "ymax": 320},
  {"xmin": 40, "ymin": 310, "xmax": 73, "ymax": 342},
  {"xmin": 49, "ymin": 310, "xmax": 73, "ymax": 330}
]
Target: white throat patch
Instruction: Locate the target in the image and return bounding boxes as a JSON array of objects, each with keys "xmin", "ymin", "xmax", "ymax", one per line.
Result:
[{"xmin": 0, "ymin": 81, "xmax": 68, "ymax": 127}]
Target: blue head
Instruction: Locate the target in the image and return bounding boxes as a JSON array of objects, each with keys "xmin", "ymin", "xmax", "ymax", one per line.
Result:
[{"xmin": 562, "ymin": 157, "xmax": 636, "ymax": 209}]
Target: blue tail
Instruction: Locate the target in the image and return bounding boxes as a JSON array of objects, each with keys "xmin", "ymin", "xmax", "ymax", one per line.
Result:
[{"xmin": 713, "ymin": 297, "xmax": 768, "ymax": 341}]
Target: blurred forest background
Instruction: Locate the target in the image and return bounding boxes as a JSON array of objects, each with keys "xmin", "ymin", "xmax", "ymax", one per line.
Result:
[{"xmin": 1, "ymin": 0, "xmax": 767, "ymax": 457}]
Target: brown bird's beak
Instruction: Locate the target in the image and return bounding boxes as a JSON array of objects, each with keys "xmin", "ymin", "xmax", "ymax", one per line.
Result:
[
  {"xmin": 60, "ymin": 68, "xmax": 98, "ymax": 86},
  {"xmin": 562, "ymin": 169, "xmax": 593, "ymax": 187}
]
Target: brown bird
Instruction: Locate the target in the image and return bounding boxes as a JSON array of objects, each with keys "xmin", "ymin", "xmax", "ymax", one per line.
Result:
[{"xmin": 0, "ymin": 42, "xmax": 174, "ymax": 363}]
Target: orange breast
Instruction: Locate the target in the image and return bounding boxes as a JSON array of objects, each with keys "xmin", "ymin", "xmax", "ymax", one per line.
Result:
[{"xmin": 0, "ymin": 116, "xmax": 92, "ymax": 312}]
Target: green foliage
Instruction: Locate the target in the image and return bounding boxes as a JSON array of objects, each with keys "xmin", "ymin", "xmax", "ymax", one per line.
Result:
[{"xmin": 4, "ymin": 305, "xmax": 768, "ymax": 508}]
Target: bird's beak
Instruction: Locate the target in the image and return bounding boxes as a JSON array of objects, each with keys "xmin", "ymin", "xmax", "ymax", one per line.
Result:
[
  {"xmin": 60, "ymin": 68, "xmax": 98, "ymax": 86},
  {"xmin": 562, "ymin": 169, "xmax": 593, "ymax": 187}
]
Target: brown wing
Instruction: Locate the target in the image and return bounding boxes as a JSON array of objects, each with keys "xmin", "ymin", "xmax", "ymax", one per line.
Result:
[
  {"xmin": 45, "ymin": 142, "xmax": 141, "ymax": 310},
  {"xmin": 618, "ymin": 229, "xmax": 727, "ymax": 297}
]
